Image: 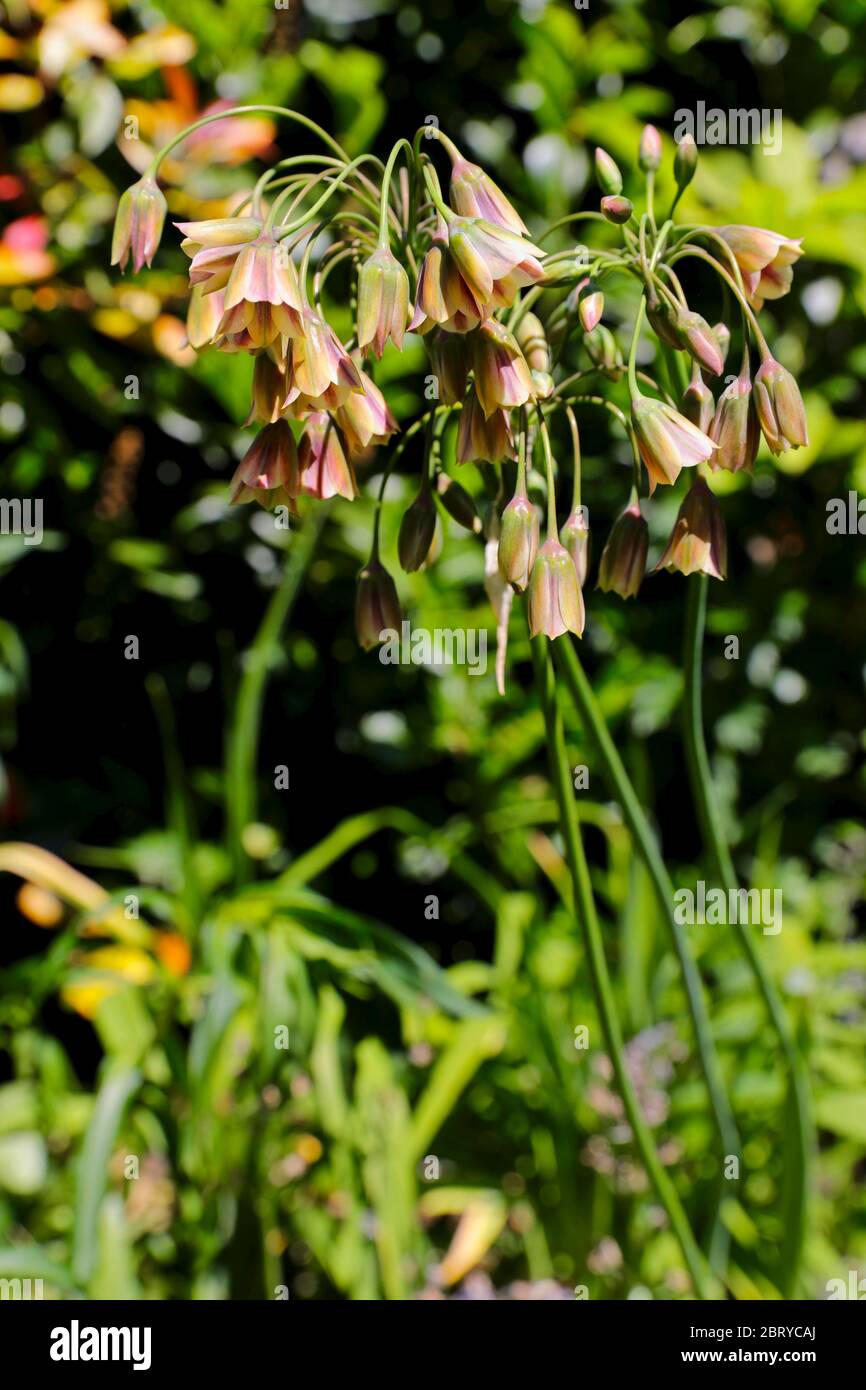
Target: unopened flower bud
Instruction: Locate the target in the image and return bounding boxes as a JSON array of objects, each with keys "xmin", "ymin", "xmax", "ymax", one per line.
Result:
[
  {"xmin": 578, "ymin": 281, "xmax": 604, "ymax": 333},
  {"xmin": 528, "ymin": 538, "xmax": 585, "ymax": 639},
  {"xmin": 597, "ymin": 498, "xmax": 648, "ymax": 599},
  {"xmin": 653, "ymin": 477, "xmax": 727, "ymax": 580},
  {"xmin": 531, "ymin": 369, "xmax": 555, "ymax": 400},
  {"xmin": 646, "ymin": 294, "xmax": 683, "ymax": 349},
  {"xmin": 357, "ymin": 245, "xmax": 410, "ymax": 358},
  {"xmin": 515, "ymin": 311, "xmax": 549, "ymax": 374},
  {"xmin": 601, "ymin": 195, "xmax": 633, "ymax": 225},
  {"xmin": 355, "ymin": 556, "xmax": 402, "ymax": 650},
  {"xmin": 712, "ymin": 322, "xmax": 731, "ymax": 367},
  {"xmin": 595, "ymin": 148, "xmax": 623, "ymax": 196},
  {"xmin": 583, "ymin": 324, "xmax": 622, "ymax": 374},
  {"xmin": 753, "ymin": 356, "xmax": 808, "ymax": 455},
  {"xmin": 398, "ymin": 482, "xmax": 437, "ymax": 572},
  {"xmin": 449, "ymin": 155, "xmax": 528, "ymax": 235},
  {"xmin": 681, "ymin": 368, "xmax": 714, "ymax": 434},
  {"xmin": 639, "ymin": 125, "xmax": 662, "ymax": 173},
  {"xmin": 436, "ymin": 472, "xmax": 482, "ymax": 533},
  {"xmin": 498, "ymin": 489, "xmax": 539, "ymax": 593},
  {"xmin": 674, "ymin": 135, "xmax": 698, "ymax": 191},
  {"xmin": 709, "ymin": 368, "xmax": 759, "ymax": 473},
  {"xmin": 427, "ymin": 329, "xmax": 468, "ymax": 405},
  {"xmin": 111, "ymin": 174, "xmax": 167, "ymax": 274},
  {"xmin": 560, "ymin": 506, "xmax": 591, "ymax": 587},
  {"xmin": 674, "ymin": 306, "xmax": 725, "ymax": 376}
]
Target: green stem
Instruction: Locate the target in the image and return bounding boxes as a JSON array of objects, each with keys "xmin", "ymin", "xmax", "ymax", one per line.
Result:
[
  {"xmin": 682, "ymin": 574, "xmax": 813, "ymax": 1297},
  {"xmin": 147, "ymin": 105, "xmax": 349, "ymax": 177},
  {"xmin": 536, "ymin": 409, "xmax": 558, "ymax": 541},
  {"xmin": 226, "ymin": 510, "xmax": 329, "ymax": 885},
  {"xmin": 377, "ymin": 138, "xmax": 413, "ymax": 245},
  {"xmin": 627, "ymin": 295, "xmax": 647, "ymax": 401},
  {"xmin": 532, "ymin": 636, "xmax": 717, "ymax": 1299},
  {"xmin": 668, "ymin": 246, "xmax": 770, "ymax": 358},
  {"xmin": 553, "ymin": 637, "xmax": 740, "ymax": 1272}
]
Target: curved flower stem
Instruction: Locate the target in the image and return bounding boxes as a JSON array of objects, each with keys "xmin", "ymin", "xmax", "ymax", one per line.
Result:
[
  {"xmin": 532, "ymin": 636, "xmax": 718, "ymax": 1299},
  {"xmin": 536, "ymin": 408, "xmax": 558, "ymax": 541},
  {"xmin": 377, "ymin": 138, "xmax": 413, "ymax": 245},
  {"xmin": 669, "ymin": 246, "xmax": 770, "ymax": 358},
  {"xmin": 537, "ymin": 211, "xmax": 614, "ymax": 243},
  {"xmin": 683, "ymin": 574, "xmax": 813, "ymax": 1297},
  {"xmin": 147, "ymin": 105, "xmax": 350, "ymax": 176},
  {"xmin": 626, "ymin": 294, "xmax": 647, "ymax": 401},
  {"xmin": 553, "ymin": 636, "xmax": 740, "ymax": 1273}
]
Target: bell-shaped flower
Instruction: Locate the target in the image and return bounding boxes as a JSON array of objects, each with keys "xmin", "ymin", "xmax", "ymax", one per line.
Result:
[
  {"xmin": 653, "ymin": 478, "xmax": 727, "ymax": 579},
  {"xmin": 753, "ymin": 356, "xmax": 808, "ymax": 455},
  {"xmin": 631, "ymin": 393, "xmax": 715, "ymax": 492},
  {"xmin": 228, "ymin": 419, "xmax": 299, "ymax": 511},
  {"xmin": 717, "ymin": 226, "xmax": 803, "ymax": 310},
  {"xmin": 597, "ymin": 497, "xmax": 648, "ymax": 599},
  {"xmin": 471, "ymin": 319, "xmax": 534, "ymax": 418},
  {"xmin": 528, "ymin": 539, "xmax": 585, "ymax": 639},
  {"xmin": 111, "ymin": 175, "xmax": 167, "ymax": 273},
  {"xmin": 299, "ymin": 412, "xmax": 356, "ymax": 500}
]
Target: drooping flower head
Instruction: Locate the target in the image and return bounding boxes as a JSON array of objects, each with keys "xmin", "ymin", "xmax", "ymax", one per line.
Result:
[
  {"xmin": 653, "ymin": 477, "xmax": 727, "ymax": 579},
  {"xmin": 717, "ymin": 226, "xmax": 803, "ymax": 310},
  {"xmin": 229, "ymin": 419, "xmax": 299, "ymax": 511},
  {"xmin": 528, "ymin": 538, "xmax": 585, "ymax": 639},
  {"xmin": 410, "ymin": 219, "xmax": 483, "ymax": 335},
  {"xmin": 216, "ymin": 234, "xmax": 304, "ymax": 349},
  {"xmin": 111, "ymin": 175, "xmax": 167, "ymax": 273},
  {"xmin": 631, "ymin": 394, "xmax": 715, "ymax": 492},
  {"xmin": 498, "ymin": 489, "xmax": 539, "ymax": 593},
  {"xmin": 471, "ymin": 319, "xmax": 535, "ymax": 418},
  {"xmin": 283, "ymin": 309, "xmax": 364, "ymax": 411},
  {"xmin": 357, "ymin": 245, "xmax": 411, "ymax": 358},
  {"xmin": 447, "ymin": 215, "xmax": 546, "ymax": 319},
  {"xmin": 356, "ymin": 556, "xmax": 402, "ymax": 650},
  {"xmin": 752, "ymin": 356, "xmax": 808, "ymax": 456},
  {"xmin": 334, "ymin": 364, "xmax": 399, "ymax": 456},
  {"xmin": 710, "ymin": 367, "xmax": 760, "ymax": 473},
  {"xmin": 448, "ymin": 155, "xmax": 528, "ymax": 236},
  {"xmin": 597, "ymin": 497, "xmax": 648, "ymax": 599},
  {"xmin": 299, "ymin": 412, "xmax": 356, "ymax": 500},
  {"xmin": 175, "ymin": 217, "xmax": 263, "ymax": 293},
  {"xmin": 456, "ymin": 394, "xmax": 513, "ymax": 465}
]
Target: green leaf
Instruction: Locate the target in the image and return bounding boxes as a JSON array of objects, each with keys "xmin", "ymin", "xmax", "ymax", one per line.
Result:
[{"xmin": 72, "ymin": 1064, "xmax": 141, "ymax": 1287}]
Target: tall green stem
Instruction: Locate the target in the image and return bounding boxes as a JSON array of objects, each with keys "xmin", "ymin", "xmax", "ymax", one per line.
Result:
[
  {"xmin": 226, "ymin": 510, "xmax": 329, "ymax": 885},
  {"xmin": 683, "ymin": 574, "xmax": 813, "ymax": 1297},
  {"xmin": 532, "ymin": 636, "xmax": 717, "ymax": 1299},
  {"xmin": 554, "ymin": 637, "xmax": 739, "ymax": 1272}
]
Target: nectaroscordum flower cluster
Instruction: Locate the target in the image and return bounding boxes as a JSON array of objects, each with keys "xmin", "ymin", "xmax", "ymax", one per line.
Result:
[{"xmin": 110, "ymin": 110, "xmax": 807, "ymax": 673}]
